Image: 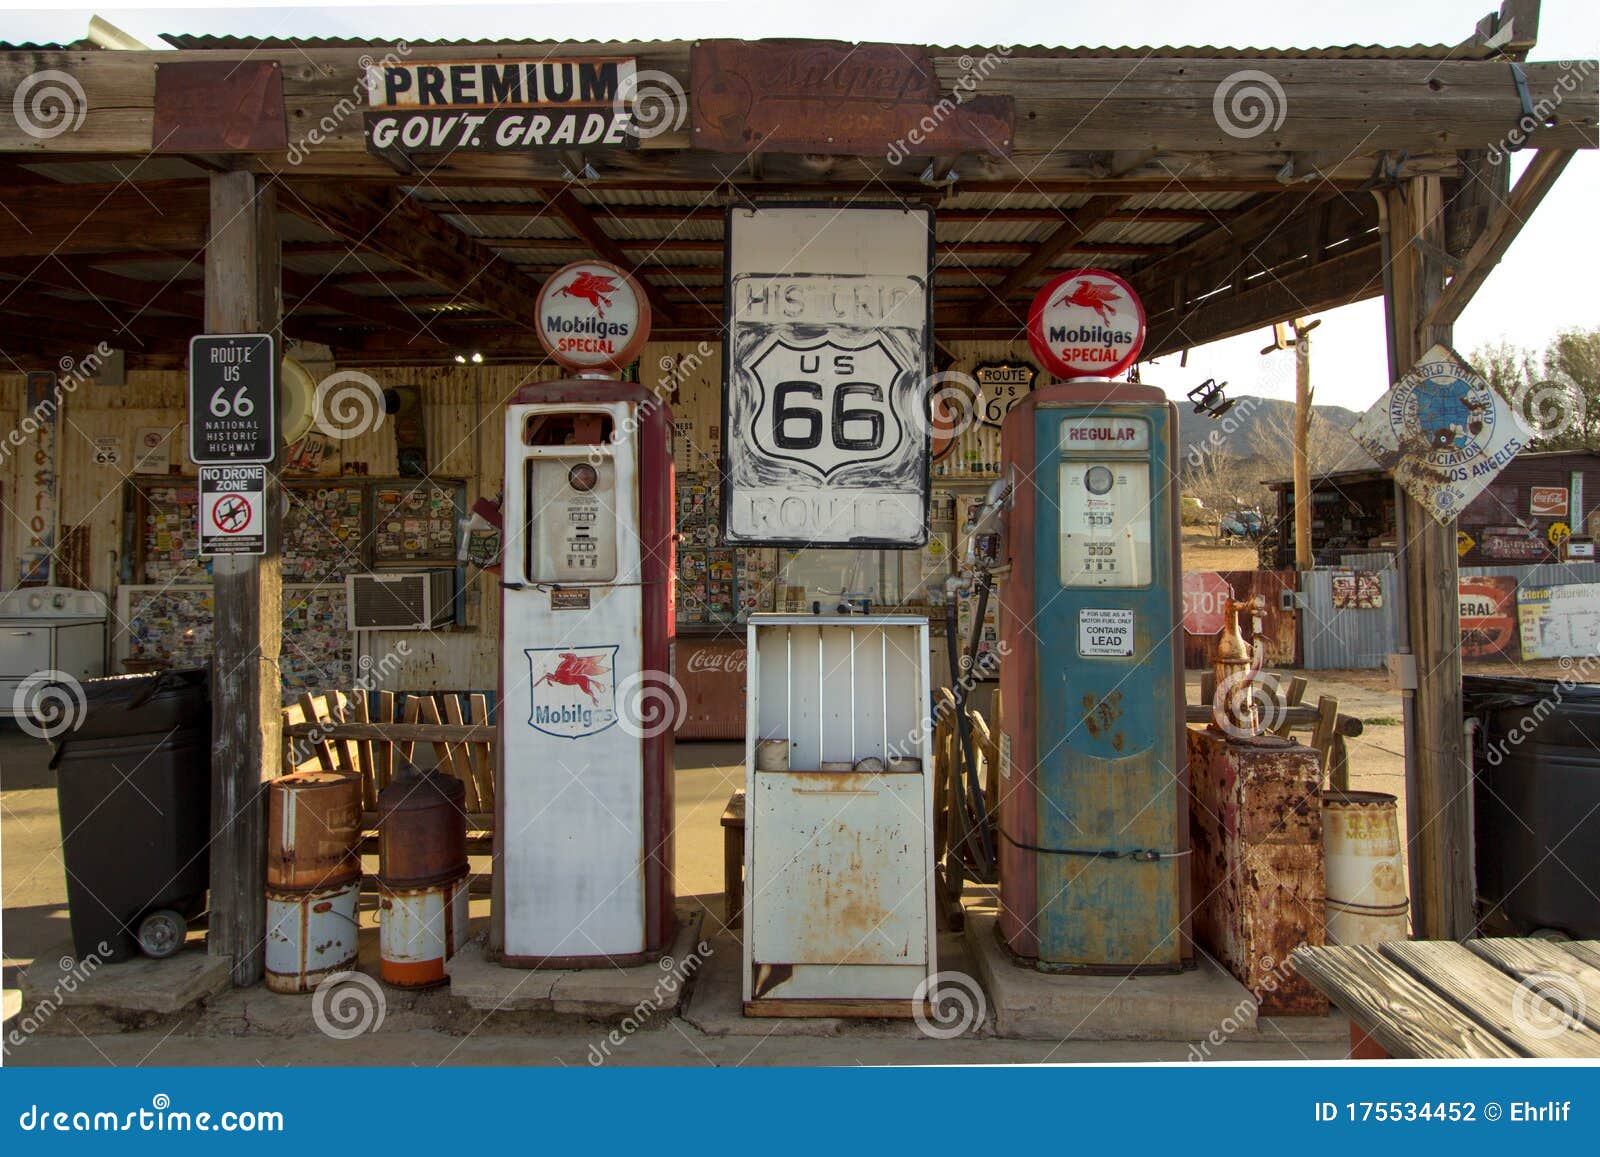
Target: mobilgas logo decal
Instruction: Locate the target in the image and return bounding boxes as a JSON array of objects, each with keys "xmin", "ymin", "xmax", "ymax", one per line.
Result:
[
  {"xmin": 1027, "ymin": 268, "xmax": 1147, "ymax": 381},
  {"xmin": 526, "ymin": 644, "xmax": 620, "ymax": 739},
  {"xmin": 535, "ymin": 261, "xmax": 648, "ymax": 369}
]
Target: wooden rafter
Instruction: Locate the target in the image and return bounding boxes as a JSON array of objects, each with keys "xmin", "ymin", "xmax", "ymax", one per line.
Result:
[
  {"xmin": 1421, "ymin": 148, "xmax": 1575, "ymax": 331},
  {"xmin": 0, "ymin": 181, "xmax": 210, "ymax": 258},
  {"xmin": 282, "ymin": 181, "xmax": 542, "ymax": 331},
  {"xmin": 983, "ymin": 195, "xmax": 1126, "ymax": 314},
  {"xmin": 539, "ymin": 188, "xmax": 678, "ymax": 324}
]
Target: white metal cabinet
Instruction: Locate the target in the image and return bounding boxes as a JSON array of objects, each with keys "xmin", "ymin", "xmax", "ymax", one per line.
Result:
[
  {"xmin": 743, "ymin": 614, "xmax": 935, "ymax": 1013},
  {"xmin": 0, "ymin": 588, "xmax": 108, "ymax": 720}
]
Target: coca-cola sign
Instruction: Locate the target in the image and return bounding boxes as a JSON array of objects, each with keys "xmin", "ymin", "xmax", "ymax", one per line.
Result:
[{"xmin": 685, "ymin": 647, "xmax": 747, "ymax": 675}]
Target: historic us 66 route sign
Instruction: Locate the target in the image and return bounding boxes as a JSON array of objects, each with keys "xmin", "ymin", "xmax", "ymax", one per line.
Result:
[{"xmin": 721, "ymin": 205, "xmax": 932, "ymax": 547}]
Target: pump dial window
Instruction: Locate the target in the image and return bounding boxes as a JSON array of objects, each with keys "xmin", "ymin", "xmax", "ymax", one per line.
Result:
[
  {"xmin": 568, "ymin": 463, "xmax": 599, "ymax": 492},
  {"xmin": 1084, "ymin": 465, "xmax": 1115, "ymax": 495}
]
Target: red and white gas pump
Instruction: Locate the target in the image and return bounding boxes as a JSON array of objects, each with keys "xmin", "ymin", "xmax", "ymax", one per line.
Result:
[{"xmin": 492, "ymin": 261, "xmax": 676, "ymax": 967}]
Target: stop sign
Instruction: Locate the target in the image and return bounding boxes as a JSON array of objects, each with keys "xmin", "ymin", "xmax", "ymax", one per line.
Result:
[{"xmin": 1183, "ymin": 572, "xmax": 1233, "ymax": 635}]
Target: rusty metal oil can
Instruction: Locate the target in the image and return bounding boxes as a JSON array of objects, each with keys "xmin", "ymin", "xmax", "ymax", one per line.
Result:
[
  {"xmin": 264, "ymin": 879, "xmax": 361, "ymax": 993},
  {"xmin": 267, "ymin": 770, "xmax": 362, "ymax": 890},
  {"xmin": 377, "ymin": 762, "xmax": 467, "ymax": 887}
]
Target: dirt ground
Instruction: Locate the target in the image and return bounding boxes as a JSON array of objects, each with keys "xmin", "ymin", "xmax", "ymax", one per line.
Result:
[
  {"xmin": 0, "ymin": 662, "xmax": 1581, "ymax": 1066},
  {"xmin": 1181, "ymin": 529, "xmax": 1262, "ymax": 573}
]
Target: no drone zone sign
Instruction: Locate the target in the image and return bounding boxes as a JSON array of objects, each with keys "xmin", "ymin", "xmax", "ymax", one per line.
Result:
[{"xmin": 199, "ymin": 465, "xmax": 267, "ymax": 556}]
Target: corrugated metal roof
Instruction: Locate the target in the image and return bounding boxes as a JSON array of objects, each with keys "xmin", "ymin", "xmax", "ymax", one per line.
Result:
[{"xmin": 155, "ymin": 35, "xmax": 1501, "ymax": 61}]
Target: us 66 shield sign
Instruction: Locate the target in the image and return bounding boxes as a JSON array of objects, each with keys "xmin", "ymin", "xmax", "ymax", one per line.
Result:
[
  {"xmin": 189, "ymin": 333, "xmax": 276, "ymax": 464},
  {"xmin": 721, "ymin": 205, "xmax": 932, "ymax": 547}
]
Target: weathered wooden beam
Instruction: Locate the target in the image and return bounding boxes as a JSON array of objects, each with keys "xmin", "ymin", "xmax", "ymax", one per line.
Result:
[
  {"xmin": 540, "ymin": 188, "xmax": 678, "ymax": 324},
  {"xmin": 0, "ymin": 181, "xmax": 210, "ymax": 257},
  {"xmin": 1129, "ymin": 192, "xmax": 1332, "ymax": 296},
  {"xmin": 0, "ymin": 254, "xmax": 204, "ymax": 316},
  {"xmin": 282, "ymin": 181, "xmax": 541, "ymax": 330},
  {"xmin": 1385, "ymin": 177, "xmax": 1475, "ymax": 942},
  {"xmin": 205, "ymin": 170, "xmax": 280, "ymax": 989},
  {"xmin": 1422, "ymin": 148, "xmax": 1574, "ymax": 330},
  {"xmin": 1143, "ymin": 241, "xmax": 1382, "ymax": 357},
  {"xmin": 985, "ymin": 195, "xmax": 1126, "ymax": 313},
  {"xmin": 0, "ymin": 284, "xmax": 195, "ymax": 344}
]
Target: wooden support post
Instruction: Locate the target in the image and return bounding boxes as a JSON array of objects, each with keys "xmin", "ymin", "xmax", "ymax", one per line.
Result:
[
  {"xmin": 204, "ymin": 172, "xmax": 283, "ymax": 986},
  {"xmin": 1383, "ymin": 178, "xmax": 1474, "ymax": 941},
  {"xmin": 1292, "ymin": 319, "xmax": 1314, "ymax": 573}
]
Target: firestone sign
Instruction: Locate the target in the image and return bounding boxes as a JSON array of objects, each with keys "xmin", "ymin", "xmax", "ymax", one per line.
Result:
[
  {"xmin": 534, "ymin": 260, "xmax": 652, "ymax": 373},
  {"xmin": 1027, "ymin": 269, "xmax": 1146, "ymax": 380}
]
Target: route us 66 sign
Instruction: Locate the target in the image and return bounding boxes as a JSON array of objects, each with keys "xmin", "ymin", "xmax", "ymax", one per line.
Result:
[{"xmin": 722, "ymin": 205, "xmax": 932, "ymax": 547}]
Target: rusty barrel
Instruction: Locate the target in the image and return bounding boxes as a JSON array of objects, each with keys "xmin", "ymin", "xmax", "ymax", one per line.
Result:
[
  {"xmin": 265, "ymin": 879, "xmax": 361, "ymax": 993},
  {"xmin": 376, "ymin": 763, "xmax": 467, "ymax": 888},
  {"xmin": 1322, "ymin": 789, "xmax": 1410, "ymax": 945},
  {"xmin": 378, "ymin": 870, "xmax": 469, "ymax": 988},
  {"xmin": 268, "ymin": 770, "xmax": 362, "ymax": 890}
]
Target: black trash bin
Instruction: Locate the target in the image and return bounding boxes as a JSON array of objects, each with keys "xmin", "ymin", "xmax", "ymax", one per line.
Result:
[
  {"xmin": 1465, "ymin": 674, "xmax": 1600, "ymax": 939},
  {"xmin": 52, "ymin": 669, "xmax": 212, "ymax": 962}
]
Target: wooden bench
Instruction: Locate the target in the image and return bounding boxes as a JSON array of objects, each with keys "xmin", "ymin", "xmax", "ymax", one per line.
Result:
[
  {"xmin": 1292, "ymin": 938, "xmax": 1600, "ymax": 1059},
  {"xmin": 282, "ymin": 690, "xmax": 496, "ymax": 858}
]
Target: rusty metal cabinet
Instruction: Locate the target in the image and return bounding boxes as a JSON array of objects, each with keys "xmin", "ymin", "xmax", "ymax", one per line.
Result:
[{"xmin": 742, "ymin": 614, "xmax": 936, "ymax": 1015}]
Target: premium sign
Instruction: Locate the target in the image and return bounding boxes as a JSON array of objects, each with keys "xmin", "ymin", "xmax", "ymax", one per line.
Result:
[
  {"xmin": 722, "ymin": 206, "xmax": 931, "ymax": 547},
  {"xmin": 1027, "ymin": 269, "xmax": 1146, "ymax": 380},
  {"xmin": 1351, "ymin": 344, "xmax": 1530, "ymax": 525},
  {"xmin": 533, "ymin": 260, "xmax": 651, "ymax": 373},
  {"xmin": 364, "ymin": 58, "xmax": 638, "ymax": 155}
]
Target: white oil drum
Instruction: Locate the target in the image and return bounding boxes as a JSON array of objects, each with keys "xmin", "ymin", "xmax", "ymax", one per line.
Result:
[
  {"xmin": 1323, "ymin": 790, "xmax": 1410, "ymax": 946},
  {"xmin": 378, "ymin": 870, "xmax": 467, "ymax": 988},
  {"xmin": 264, "ymin": 880, "xmax": 360, "ymax": 993}
]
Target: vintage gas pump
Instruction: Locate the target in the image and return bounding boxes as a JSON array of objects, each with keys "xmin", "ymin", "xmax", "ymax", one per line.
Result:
[
  {"xmin": 493, "ymin": 261, "xmax": 676, "ymax": 967},
  {"xmin": 997, "ymin": 269, "xmax": 1190, "ymax": 973}
]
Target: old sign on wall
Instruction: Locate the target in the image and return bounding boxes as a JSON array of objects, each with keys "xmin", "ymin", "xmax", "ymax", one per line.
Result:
[
  {"xmin": 1350, "ymin": 344, "xmax": 1530, "ymax": 525},
  {"xmin": 1519, "ymin": 582, "xmax": 1600, "ymax": 660},
  {"xmin": 364, "ymin": 58, "xmax": 641, "ymax": 155},
  {"xmin": 722, "ymin": 205, "xmax": 932, "ymax": 547},
  {"xmin": 692, "ymin": 40, "xmax": 1013, "ymax": 158},
  {"xmin": 189, "ymin": 333, "xmax": 276, "ymax": 465},
  {"xmin": 1459, "ymin": 575, "xmax": 1518, "ymax": 661}
]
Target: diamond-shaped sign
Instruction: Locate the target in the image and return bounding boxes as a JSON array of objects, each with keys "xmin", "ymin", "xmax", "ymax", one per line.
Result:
[{"xmin": 1350, "ymin": 344, "xmax": 1532, "ymax": 525}]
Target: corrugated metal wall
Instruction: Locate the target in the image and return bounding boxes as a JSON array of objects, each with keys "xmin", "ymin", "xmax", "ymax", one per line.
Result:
[
  {"xmin": 1304, "ymin": 560, "xmax": 1600, "ymax": 668},
  {"xmin": 1301, "ymin": 568, "xmax": 1400, "ymax": 669}
]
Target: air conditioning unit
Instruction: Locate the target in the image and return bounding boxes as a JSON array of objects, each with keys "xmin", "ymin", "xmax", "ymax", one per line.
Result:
[{"xmin": 346, "ymin": 570, "xmax": 456, "ymax": 630}]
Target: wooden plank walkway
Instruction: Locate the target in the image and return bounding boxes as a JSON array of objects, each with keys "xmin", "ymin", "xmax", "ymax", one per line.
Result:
[{"xmin": 1293, "ymin": 939, "xmax": 1600, "ymax": 1059}]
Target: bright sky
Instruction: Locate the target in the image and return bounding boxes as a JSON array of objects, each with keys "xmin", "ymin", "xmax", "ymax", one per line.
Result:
[{"xmin": 7, "ymin": 0, "xmax": 1596, "ymax": 413}]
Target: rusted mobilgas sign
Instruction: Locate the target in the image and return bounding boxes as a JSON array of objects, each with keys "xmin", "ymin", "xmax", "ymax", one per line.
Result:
[
  {"xmin": 691, "ymin": 40, "xmax": 1013, "ymax": 158},
  {"xmin": 364, "ymin": 58, "xmax": 639, "ymax": 154}
]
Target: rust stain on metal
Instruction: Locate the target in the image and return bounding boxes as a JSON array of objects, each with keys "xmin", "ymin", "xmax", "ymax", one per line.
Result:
[
  {"xmin": 1081, "ymin": 690, "xmax": 1123, "ymax": 738},
  {"xmin": 691, "ymin": 39, "xmax": 1015, "ymax": 157},
  {"xmin": 377, "ymin": 766, "xmax": 467, "ymax": 887},
  {"xmin": 1187, "ymin": 728, "xmax": 1329, "ymax": 1016},
  {"xmin": 268, "ymin": 770, "xmax": 362, "ymax": 890},
  {"xmin": 153, "ymin": 60, "xmax": 288, "ymax": 153}
]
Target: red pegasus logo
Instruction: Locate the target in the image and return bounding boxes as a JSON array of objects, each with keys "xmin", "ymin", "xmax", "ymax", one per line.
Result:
[
  {"xmin": 555, "ymin": 272, "xmax": 620, "ymax": 318},
  {"xmin": 534, "ymin": 652, "xmax": 609, "ymax": 704},
  {"xmin": 1052, "ymin": 279, "xmax": 1121, "ymax": 324}
]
